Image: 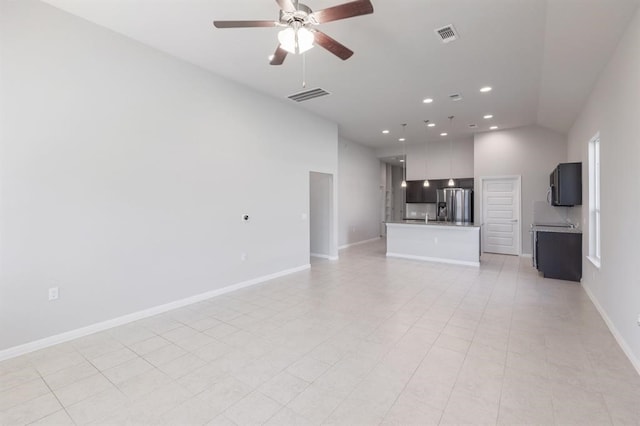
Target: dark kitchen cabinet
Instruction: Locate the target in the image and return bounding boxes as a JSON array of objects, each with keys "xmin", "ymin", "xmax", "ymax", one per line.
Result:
[
  {"xmin": 422, "ymin": 184, "xmax": 437, "ymax": 202},
  {"xmin": 457, "ymin": 178, "xmax": 474, "ymax": 189},
  {"xmin": 405, "ymin": 180, "xmax": 424, "ymax": 203},
  {"xmin": 405, "ymin": 178, "xmax": 475, "ymax": 203},
  {"xmin": 536, "ymin": 231, "xmax": 582, "ymax": 282},
  {"xmin": 550, "ymin": 162, "xmax": 582, "ymax": 206}
]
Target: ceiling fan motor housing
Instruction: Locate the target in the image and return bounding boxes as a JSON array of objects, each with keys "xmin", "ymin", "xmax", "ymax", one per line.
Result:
[{"xmin": 279, "ymin": 3, "xmax": 314, "ymax": 25}]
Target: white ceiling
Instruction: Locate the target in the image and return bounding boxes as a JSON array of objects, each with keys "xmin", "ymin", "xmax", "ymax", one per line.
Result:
[{"xmin": 42, "ymin": 0, "xmax": 639, "ymax": 148}]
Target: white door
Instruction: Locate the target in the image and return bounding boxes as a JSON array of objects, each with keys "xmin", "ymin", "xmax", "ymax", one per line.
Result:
[{"xmin": 482, "ymin": 177, "xmax": 521, "ymax": 255}]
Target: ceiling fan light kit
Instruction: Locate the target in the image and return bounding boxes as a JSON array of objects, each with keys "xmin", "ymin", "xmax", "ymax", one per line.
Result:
[
  {"xmin": 213, "ymin": 0, "xmax": 374, "ymax": 65},
  {"xmin": 278, "ymin": 26, "xmax": 314, "ymax": 54}
]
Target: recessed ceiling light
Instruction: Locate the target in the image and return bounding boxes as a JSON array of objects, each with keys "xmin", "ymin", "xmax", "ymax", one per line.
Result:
[
  {"xmin": 480, "ymin": 86, "xmax": 492, "ymax": 93},
  {"xmin": 483, "ymin": 114, "xmax": 494, "ymax": 119},
  {"xmin": 490, "ymin": 126, "xmax": 499, "ymax": 130},
  {"xmin": 440, "ymin": 132, "xmax": 448, "ymax": 136},
  {"xmin": 398, "ymin": 138, "xmax": 405, "ymax": 142},
  {"xmin": 399, "ymin": 159, "xmax": 405, "ymax": 162},
  {"xmin": 427, "ymin": 123, "xmax": 436, "ymax": 127},
  {"xmin": 423, "ymin": 98, "xmax": 434, "ymax": 104},
  {"xmin": 382, "ymin": 130, "xmax": 389, "ymax": 134}
]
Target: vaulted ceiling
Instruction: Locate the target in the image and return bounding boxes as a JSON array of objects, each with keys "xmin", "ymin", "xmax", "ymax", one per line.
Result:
[{"xmin": 43, "ymin": 0, "xmax": 640, "ymax": 148}]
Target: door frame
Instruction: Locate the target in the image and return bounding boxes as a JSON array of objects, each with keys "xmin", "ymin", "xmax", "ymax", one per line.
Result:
[{"xmin": 478, "ymin": 175, "xmax": 522, "ymax": 255}]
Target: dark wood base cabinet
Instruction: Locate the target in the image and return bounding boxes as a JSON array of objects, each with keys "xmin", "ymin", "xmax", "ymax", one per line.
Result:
[{"xmin": 536, "ymin": 232, "xmax": 582, "ymax": 282}]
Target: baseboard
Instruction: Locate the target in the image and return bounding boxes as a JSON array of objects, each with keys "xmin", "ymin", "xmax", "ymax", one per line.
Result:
[
  {"xmin": 0, "ymin": 264, "xmax": 311, "ymax": 362},
  {"xmin": 582, "ymin": 284, "xmax": 640, "ymax": 376},
  {"xmin": 339, "ymin": 237, "xmax": 381, "ymax": 250},
  {"xmin": 386, "ymin": 252, "xmax": 480, "ymax": 267},
  {"xmin": 310, "ymin": 253, "xmax": 338, "ymax": 260},
  {"xmin": 520, "ymin": 253, "xmax": 533, "ymax": 259}
]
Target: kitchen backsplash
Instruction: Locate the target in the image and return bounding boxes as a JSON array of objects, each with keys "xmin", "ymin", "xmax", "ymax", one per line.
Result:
[
  {"xmin": 532, "ymin": 200, "xmax": 575, "ymax": 225},
  {"xmin": 405, "ymin": 203, "xmax": 436, "ymax": 220}
]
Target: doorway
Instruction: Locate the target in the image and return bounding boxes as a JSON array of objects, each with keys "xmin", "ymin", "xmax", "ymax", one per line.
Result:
[
  {"xmin": 309, "ymin": 172, "xmax": 334, "ymax": 259},
  {"xmin": 480, "ymin": 176, "xmax": 522, "ymax": 255}
]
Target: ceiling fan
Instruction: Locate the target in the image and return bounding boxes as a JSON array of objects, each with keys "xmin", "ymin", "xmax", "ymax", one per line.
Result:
[{"xmin": 213, "ymin": 0, "xmax": 374, "ymax": 65}]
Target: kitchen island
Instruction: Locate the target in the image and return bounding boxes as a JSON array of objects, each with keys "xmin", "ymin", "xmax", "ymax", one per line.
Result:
[{"xmin": 386, "ymin": 220, "xmax": 481, "ymax": 267}]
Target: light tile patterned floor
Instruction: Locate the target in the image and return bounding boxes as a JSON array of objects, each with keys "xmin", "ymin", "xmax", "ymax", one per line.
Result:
[{"xmin": 1, "ymin": 240, "xmax": 639, "ymax": 425}]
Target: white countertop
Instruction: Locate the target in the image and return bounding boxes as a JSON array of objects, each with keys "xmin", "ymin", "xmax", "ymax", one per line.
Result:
[
  {"xmin": 531, "ymin": 225, "xmax": 582, "ymax": 234},
  {"xmin": 387, "ymin": 220, "xmax": 480, "ymax": 228}
]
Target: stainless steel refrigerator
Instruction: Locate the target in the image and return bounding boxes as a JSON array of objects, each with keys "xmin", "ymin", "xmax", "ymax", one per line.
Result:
[{"xmin": 437, "ymin": 188, "xmax": 473, "ymax": 223}]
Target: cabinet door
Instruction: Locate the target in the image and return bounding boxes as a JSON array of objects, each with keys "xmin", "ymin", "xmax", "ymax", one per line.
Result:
[
  {"xmin": 405, "ymin": 181, "xmax": 423, "ymax": 203},
  {"xmin": 557, "ymin": 163, "xmax": 582, "ymax": 206},
  {"xmin": 536, "ymin": 232, "xmax": 582, "ymax": 281},
  {"xmin": 422, "ymin": 184, "xmax": 437, "ymax": 203}
]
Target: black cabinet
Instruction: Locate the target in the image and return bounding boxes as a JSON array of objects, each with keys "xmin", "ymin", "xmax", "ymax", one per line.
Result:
[
  {"xmin": 536, "ymin": 231, "xmax": 582, "ymax": 282},
  {"xmin": 405, "ymin": 178, "xmax": 474, "ymax": 203},
  {"xmin": 422, "ymin": 184, "xmax": 437, "ymax": 202},
  {"xmin": 405, "ymin": 180, "xmax": 424, "ymax": 203},
  {"xmin": 550, "ymin": 162, "xmax": 582, "ymax": 206}
]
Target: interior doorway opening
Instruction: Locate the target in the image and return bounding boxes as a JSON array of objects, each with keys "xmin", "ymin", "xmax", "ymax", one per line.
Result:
[{"xmin": 309, "ymin": 171, "xmax": 335, "ymax": 260}]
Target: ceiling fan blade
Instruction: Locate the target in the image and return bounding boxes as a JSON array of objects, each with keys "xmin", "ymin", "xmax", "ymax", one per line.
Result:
[
  {"xmin": 313, "ymin": 31, "xmax": 354, "ymax": 60},
  {"xmin": 270, "ymin": 45, "xmax": 288, "ymax": 65},
  {"xmin": 276, "ymin": 0, "xmax": 297, "ymax": 13},
  {"xmin": 213, "ymin": 20, "xmax": 278, "ymax": 29},
  {"xmin": 311, "ymin": 0, "xmax": 374, "ymax": 24}
]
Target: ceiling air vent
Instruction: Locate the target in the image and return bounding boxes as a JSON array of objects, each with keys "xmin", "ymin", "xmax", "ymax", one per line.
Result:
[
  {"xmin": 449, "ymin": 93, "xmax": 463, "ymax": 101},
  {"xmin": 435, "ymin": 24, "xmax": 459, "ymax": 43},
  {"xmin": 288, "ymin": 88, "xmax": 330, "ymax": 102}
]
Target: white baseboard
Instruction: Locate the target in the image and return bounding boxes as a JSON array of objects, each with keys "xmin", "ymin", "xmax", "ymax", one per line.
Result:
[
  {"xmin": 520, "ymin": 253, "xmax": 533, "ymax": 258},
  {"xmin": 0, "ymin": 264, "xmax": 311, "ymax": 362},
  {"xmin": 582, "ymin": 284, "xmax": 640, "ymax": 376},
  {"xmin": 386, "ymin": 252, "xmax": 480, "ymax": 267},
  {"xmin": 310, "ymin": 253, "xmax": 338, "ymax": 260},
  {"xmin": 339, "ymin": 237, "xmax": 381, "ymax": 250}
]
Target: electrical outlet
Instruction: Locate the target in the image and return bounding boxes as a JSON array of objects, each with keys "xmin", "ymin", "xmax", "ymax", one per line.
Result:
[
  {"xmin": 48, "ymin": 287, "xmax": 59, "ymax": 301},
  {"xmin": 241, "ymin": 253, "xmax": 247, "ymax": 261},
  {"xmin": 434, "ymin": 237, "xmax": 438, "ymax": 244}
]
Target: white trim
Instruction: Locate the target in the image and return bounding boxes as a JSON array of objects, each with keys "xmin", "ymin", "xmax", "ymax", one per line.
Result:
[
  {"xmin": 478, "ymin": 175, "xmax": 523, "ymax": 255},
  {"xmin": 520, "ymin": 253, "xmax": 532, "ymax": 259},
  {"xmin": 338, "ymin": 237, "xmax": 381, "ymax": 250},
  {"xmin": 310, "ymin": 253, "xmax": 338, "ymax": 260},
  {"xmin": 0, "ymin": 264, "xmax": 310, "ymax": 362},
  {"xmin": 581, "ymin": 284, "xmax": 640, "ymax": 376},
  {"xmin": 386, "ymin": 252, "xmax": 480, "ymax": 267},
  {"xmin": 586, "ymin": 255, "xmax": 601, "ymax": 269}
]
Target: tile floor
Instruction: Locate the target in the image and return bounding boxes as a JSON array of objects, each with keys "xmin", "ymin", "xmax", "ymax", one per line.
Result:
[{"xmin": 1, "ymin": 240, "xmax": 639, "ymax": 425}]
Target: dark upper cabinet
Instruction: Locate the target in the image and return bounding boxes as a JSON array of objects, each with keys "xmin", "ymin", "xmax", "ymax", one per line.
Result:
[
  {"xmin": 422, "ymin": 184, "xmax": 437, "ymax": 203},
  {"xmin": 405, "ymin": 178, "xmax": 474, "ymax": 203},
  {"xmin": 405, "ymin": 180, "xmax": 424, "ymax": 203},
  {"xmin": 550, "ymin": 162, "xmax": 582, "ymax": 206},
  {"xmin": 457, "ymin": 178, "xmax": 474, "ymax": 189}
]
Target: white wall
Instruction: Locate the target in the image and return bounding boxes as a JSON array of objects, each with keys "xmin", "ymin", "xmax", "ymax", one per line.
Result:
[
  {"xmin": 567, "ymin": 7, "xmax": 640, "ymax": 371},
  {"xmin": 337, "ymin": 138, "xmax": 381, "ymax": 247},
  {"xmin": 474, "ymin": 125, "xmax": 568, "ymax": 254},
  {"xmin": 0, "ymin": 1, "xmax": 338, "ymax": 351}
]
